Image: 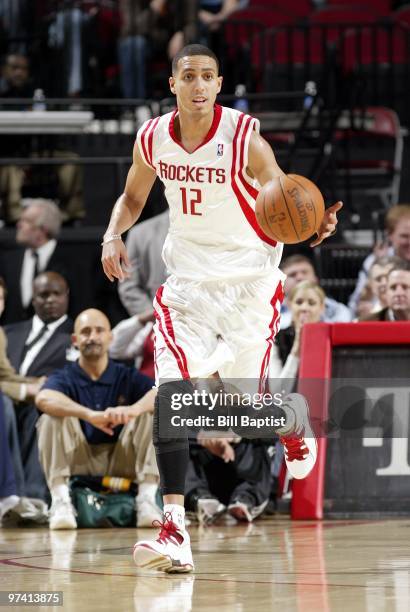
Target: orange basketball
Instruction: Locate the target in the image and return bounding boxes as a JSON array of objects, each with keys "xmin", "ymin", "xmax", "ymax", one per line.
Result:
[{"xmin": 255, "ymin": 174, "xmax": 325, "ymax": 244}]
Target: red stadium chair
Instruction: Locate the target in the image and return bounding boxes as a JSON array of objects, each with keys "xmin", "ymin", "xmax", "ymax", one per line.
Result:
[
  {"xmin": 332, "ymin": 107, "xmax": 404, "ymax": 211},
  {"xmin": 249, "ymin": 0, "xmax": 311, "ymax": 18},
  {"xmin": 341, "ymin": 25, "xmax": 409, "ymax": 74},
  {"xmin": 339, "ymin": 22, "xmax": 410, "ymax": 142},
  {"xmin": 309, "ymin": 6, "xmax": 380, "ymax": 24},
  {"xmin": 325, "ymin": 0, "xmax": 391, "ymax": 17},
  {"xmin": 393, "ymin": 4, "xmax": 410, "ymax": 26},
  {"xmin": 223, "ymin": 7, "xmax": 295, "ymax": 88}
]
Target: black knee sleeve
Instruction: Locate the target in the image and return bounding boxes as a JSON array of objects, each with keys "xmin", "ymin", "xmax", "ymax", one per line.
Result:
[{"xmin": 153, "ymin": 379, "xmax": 194, "ymax": 496}]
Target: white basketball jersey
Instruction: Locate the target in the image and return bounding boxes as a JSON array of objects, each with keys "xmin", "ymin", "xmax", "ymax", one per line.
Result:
[{"xmin": 136, "ymin": 104, "xmax": 283, "ymax": 282}]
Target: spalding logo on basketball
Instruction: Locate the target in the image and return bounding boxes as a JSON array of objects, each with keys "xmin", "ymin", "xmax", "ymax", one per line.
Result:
[{"xmin": 255, "ymin": 174, "xmax": 325, "ymax": 244}]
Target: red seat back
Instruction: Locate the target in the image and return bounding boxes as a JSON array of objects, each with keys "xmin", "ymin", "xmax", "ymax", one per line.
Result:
[
  {"xmin": 393, "ymin": 5, "xmax": 410, "ymax": 26},
  {"xmin": 341, "ymin": 25, "xmax": 410, "ymax": 73},
  {"xmin": 249, "ymin": 0, "xmax": 311, "ymax": 18},
  {"xmin": 224, "ymin": 7, "xmax": 294, "ymax": 50},
  {"xmin": 325, "ymin": 0, "xmax": 391, "ymax": 17}
]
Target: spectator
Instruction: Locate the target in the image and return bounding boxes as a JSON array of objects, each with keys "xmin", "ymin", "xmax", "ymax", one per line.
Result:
[
  {"xmin": 361, "ymin": 263, "xmax": 410, "ymax": 321},
  {"xmin": 365, "ymin": 256, "xmax": 404, "ymax": 316},
  {"xmin": 0, "ymin": 52, "xmax": 32, "ymax": 98},
  {"xmin": 4, "ymin": 271, "xmax": 73, "ymax": 500},
  {"xmin": 0, "ymin": 393, "xmax": 19, "ymax": 522},
  {"xmin": 35, "ymin": 308, "xmax": 160, "ymax": 530},
  {"xmin": 0, "ymin": 1, "xmax": 31, "ymax": 54},
  {"xmin": 117, "ymin": 0, "xmax": 196, "ymax": 102},
  {"xmin": 47, "ymin": 3, "xmax": 95, "ymax": 97},
  {"xmin": 199, "ymin": 0, "xmax": 241, "ymax": 35},
  {"xmin": 0, "ymin": 276, "xmax": 44, "ymax": 403},
  {"xmin": 110, "ymin": 309, "xmax": 156, "ymax": 378},
  {"xmin": 118, "ymin": 209, "xmax": 169, "ymax": 316},
  {"xmin": 275, "ymin": 280, "xmax": 326, "ymax": 375},
  {"xmin": 355, "ymin": 283, "xmax": 375, "ymax": 321},
  {"xmin": 0, "ymin": 199, "xmax": 82, "ymax": 323},
  {"xmin": 0, "ymin": 53, "xmax": 85, "ymax": 225},
  {"xmin": 349, "ymin": 204, "xmax": 410, "ymax": 314},
  {"xmin": 185, "ymin": 431, "xmax": 271, "ymax": 525},
  {"xmin": 351, "ymin": 256, "xmax": 403, "ymax": 320},
  {"xmin": 0, "ymin": 274, "xmax": 43, "ymax": 498},
  {"xmin": 279, "ymin": 254, "xmax": 351, "ymax": 329},
  {"xmin": 0, "ymin": 53, "xmax": 34, "ymax": 224}
]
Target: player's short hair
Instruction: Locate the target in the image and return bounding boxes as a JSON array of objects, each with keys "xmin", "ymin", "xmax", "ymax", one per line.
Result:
[
  {"xmin": 172, "ymin": 44, "xmax": 219, "ymax": 75},
  {"xmin": 280, "ymin": 254, "xmax": 315, "ymax": 271},
  {"xmin": 22, "ymin": 198, "xmax": 62, "ymax": 239},
  {"xmin": 385, "ymin": 204, "xmax": 410, "ymax": 234},
  {"xmin": 288, "ymin": 280, "xmax": 326, "ymax": 304}
]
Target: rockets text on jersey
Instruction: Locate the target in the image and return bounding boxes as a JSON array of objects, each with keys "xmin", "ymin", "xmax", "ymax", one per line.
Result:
[{"xmin": 136, "ymin": 104, "xmax": 283, "ymax": 282}]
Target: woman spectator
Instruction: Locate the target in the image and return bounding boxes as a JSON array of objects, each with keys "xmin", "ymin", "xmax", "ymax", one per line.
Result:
[{"xmin": 272, "ymin": 280, "xmax": 326, "ymax": 383}]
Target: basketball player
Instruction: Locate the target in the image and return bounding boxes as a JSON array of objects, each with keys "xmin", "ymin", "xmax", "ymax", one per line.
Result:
[{"xmin": 101, "ymin": 44, "xmax": 342, "ymax": 573}]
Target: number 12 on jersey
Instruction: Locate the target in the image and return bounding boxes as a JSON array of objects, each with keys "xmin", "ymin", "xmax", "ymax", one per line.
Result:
[{"xmin": 180, "ymin": 188, "xmax": 202, "ymax": 216}]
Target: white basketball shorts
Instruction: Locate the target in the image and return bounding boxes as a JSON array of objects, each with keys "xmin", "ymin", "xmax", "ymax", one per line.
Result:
[{"xmin": 153, "ymin": 271, "xmax": 285, "ymax": 393}]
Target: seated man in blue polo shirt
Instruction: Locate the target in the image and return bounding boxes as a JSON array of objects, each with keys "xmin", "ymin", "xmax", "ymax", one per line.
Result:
[{"xmin": 35, "ymin": 308, "xmax": 160, "ymax": 530}]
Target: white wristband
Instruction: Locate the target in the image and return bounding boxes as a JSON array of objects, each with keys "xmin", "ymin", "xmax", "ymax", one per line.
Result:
[{"xmin": 101, "ymin": 234, "xmax": 122, "ymax": 246}]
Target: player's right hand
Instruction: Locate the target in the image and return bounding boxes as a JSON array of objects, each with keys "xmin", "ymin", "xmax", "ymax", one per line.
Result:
[{"xmin": 101, "ymin": 239, "xmax": 131, "ymax": 282}]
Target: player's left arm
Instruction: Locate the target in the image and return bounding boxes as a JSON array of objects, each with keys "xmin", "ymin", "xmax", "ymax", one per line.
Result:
[{"xmin": 247, "ymin": 131, "xmax": 343, "ymax": 247}]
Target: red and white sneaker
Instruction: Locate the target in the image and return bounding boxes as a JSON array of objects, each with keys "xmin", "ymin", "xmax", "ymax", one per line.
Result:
[
  {"xmin": 280, "ymin": 393, "xmax": 317, "ymax": 480},
  {"xmin": 133, "ymin": 513, "xmax": 194, "ymax": 573}
]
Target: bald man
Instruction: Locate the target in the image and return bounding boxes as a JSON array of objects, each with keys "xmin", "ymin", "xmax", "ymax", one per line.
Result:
[{"xmin": 36, "ymin": 308, "xmax": 160, "ymax": 530}]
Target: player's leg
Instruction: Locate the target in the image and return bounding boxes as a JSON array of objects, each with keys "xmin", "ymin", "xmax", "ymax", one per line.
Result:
[
  {"xmin": 133, "ymin": 280, "xmax": 223, "ymax": 573},
  {"xmin": 219, "ymin": 273, "xmax": 317, "ymax": 480},
  {"xmin": 133, "ymin": 379, "xmax": 195, "ymax": 573}
]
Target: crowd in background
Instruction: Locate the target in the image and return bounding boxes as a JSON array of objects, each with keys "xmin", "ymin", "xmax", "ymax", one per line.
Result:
[
  {"xmin": 0, "ymin": 0, "xmax": 249, "ymax": 99},
  {"xmin": 1, "ymin": 0, "xmax": 407, "ymax": 100},
  {"xmin": 0, "ymin": 0, "xmax": 409, "ymax": 530},
  {"xmin": 0, "ymin": 199, "xmax": 409, "ymax": 528}
]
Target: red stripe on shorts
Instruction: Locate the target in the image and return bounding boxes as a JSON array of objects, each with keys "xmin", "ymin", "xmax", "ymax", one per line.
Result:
[
  {"xmin": 154, "ymin": 286, "xmax": 190, "ymax": 379},
  {"xmin": 258, "ymin": 281, "xmax": 284, "ymax": 393}
]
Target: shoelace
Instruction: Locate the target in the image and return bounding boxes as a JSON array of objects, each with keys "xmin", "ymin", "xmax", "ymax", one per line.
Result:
[
  {"xmin": 280, "ymin": 434, "xmax": 309, "ymax": 462},
  {"xmin": 152, "ymin": 512, "xmax": 183, "ymax": 545}
]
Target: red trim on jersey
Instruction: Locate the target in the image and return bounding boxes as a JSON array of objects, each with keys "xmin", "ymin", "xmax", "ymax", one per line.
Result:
[
  {"xmin": 168, "ymin": 104, "xmax": 223, "ymax": 154},
  {"xmin": 140, "ymin": 119, "xmax": 155, "ymax": 169},
  {"xmin": 154, "ymin": 286, "xmax": 190, "ymax": 379},
  {"xmin": 147, "ymin": 117, "xmax": 160, "ymax": 167},
  {"xmin": 238, "ymin": 116, "xmax": 259, "ymax": 199},
  {"xmin": 258, "ymin": 281, "xmax": 284, "ymax": 393},
  {"xmin": 231, "ymin": 113, "xmax": 277, "ymax": 248}
]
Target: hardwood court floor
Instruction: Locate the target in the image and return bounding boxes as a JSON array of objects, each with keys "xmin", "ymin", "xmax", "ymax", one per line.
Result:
[{"xmin": 1, "ymin": 517, "xmax": 410, "ymax": 612}]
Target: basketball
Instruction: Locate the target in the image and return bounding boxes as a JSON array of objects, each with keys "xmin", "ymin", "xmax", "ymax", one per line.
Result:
[{"xmin": 255, "ymin": 174, "xmax": 325, "ymax": 244}]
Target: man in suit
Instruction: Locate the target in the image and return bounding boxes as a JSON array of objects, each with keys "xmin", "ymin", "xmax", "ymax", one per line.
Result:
[
  {"xmin": 4, "ymin": 271, "xmax": 73, "ymax": 500},
  {"xmin": 361, "ymin": 264, "xmax": 410, "ymax": 321},
  {"xmin": 0, "ymin": 199, "xmax": 74, "ymax": 323},
  {"xmin": 118, "ymin": 210, "xmax": 169, "ymax": 316}
]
